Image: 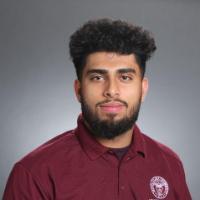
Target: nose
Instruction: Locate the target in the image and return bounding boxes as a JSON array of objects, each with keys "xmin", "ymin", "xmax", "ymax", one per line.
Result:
[{"xmin": 103, "ymin": 78, "xmax": 120, "ymax": 99}]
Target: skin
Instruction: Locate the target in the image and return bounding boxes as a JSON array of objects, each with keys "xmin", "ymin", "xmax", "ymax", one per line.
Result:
[{"xmin": 74, "ymin": 52, "xmax": 148, "ymax": 148}]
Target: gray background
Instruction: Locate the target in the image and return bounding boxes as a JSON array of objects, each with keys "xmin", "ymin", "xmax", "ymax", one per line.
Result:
[{"xmin": 0, "ymin": 0, "xmax": 199, "ymax": 199}]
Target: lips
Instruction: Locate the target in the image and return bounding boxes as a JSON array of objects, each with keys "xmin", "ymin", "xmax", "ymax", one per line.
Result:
[{"xmin": 99, "ymin": 102, "xmax": 125, "ymax": 113}]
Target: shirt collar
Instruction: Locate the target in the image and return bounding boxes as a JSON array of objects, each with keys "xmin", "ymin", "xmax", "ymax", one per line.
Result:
[
  {"xmin": 128, "ymin": 125, "xmax": 147, "ymax": 159},
  {"xmin": 75, "ymin": 115, "xmax": 147, "ymax": 160}
]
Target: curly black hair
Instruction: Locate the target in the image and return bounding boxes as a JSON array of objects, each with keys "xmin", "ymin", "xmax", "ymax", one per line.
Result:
[{"xmin": 69, "ymin": 18, "xmax": 156, "ymax": 80}]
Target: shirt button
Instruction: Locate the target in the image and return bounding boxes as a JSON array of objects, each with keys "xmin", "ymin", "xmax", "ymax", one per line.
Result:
[
  {"xmin": 120, "ymin": 185, "xmax": 125, "ymax": 190},
  {"xmin": 126, "ymin": 157, "xmax": 131, "ymax": 161}
]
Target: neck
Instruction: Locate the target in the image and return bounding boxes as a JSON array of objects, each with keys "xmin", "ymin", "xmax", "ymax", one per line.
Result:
[{"xmin": 96, "ymin": 128, "xmax": 133, "ymax": 148}]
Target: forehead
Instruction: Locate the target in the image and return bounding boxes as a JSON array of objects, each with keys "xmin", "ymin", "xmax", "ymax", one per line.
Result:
[{"xmin": 84, "ymin": 52, "xmax": 140, "ymax": 73}]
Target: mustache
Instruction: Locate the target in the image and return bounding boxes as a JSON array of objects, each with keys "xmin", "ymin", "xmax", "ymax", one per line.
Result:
[{"xmin": 96, "ymin": 99, "xmax": 128, "ymax": 107}]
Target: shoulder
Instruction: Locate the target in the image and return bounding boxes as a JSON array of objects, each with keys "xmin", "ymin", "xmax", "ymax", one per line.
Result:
[
  {"xmin": 17, "ymin": 129, "xmax": 80, "ymax": 171},
  {"xmin": 142, "ymin": 132, "xmax": 182, "ymax": 164},
  {"xmin": 4, "ymin": 130, "xmax": 81, "ymax": 198}
]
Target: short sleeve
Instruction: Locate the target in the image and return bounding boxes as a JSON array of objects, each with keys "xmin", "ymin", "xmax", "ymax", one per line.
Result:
[
  {"xmin": 3, "ymin": 163, "xmax": 49, "ymax": 200},
  {"xmin": 174, "ymin": 160, "xmax": 192, "ymax": 200}
]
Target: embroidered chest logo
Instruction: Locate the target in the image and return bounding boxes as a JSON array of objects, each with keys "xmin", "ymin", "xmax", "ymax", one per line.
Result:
[{"xmin": 150, "ymin": 176, "xmax": 169, "ymax": 199}]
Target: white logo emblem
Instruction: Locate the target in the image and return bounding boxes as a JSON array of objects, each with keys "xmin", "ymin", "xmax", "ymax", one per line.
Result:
[{"xmin": 150, "ymin": 176, "xmax": 169, "ymax": 199}]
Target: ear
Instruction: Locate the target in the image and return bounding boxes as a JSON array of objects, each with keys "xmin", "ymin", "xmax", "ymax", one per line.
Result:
[
  {"xmin": 74, "ymin": 79, "xmax": 81, "ymax": 102},
  {"xmin": 141, "ymin": 77, "xmax": 149, "ymax": 102}
]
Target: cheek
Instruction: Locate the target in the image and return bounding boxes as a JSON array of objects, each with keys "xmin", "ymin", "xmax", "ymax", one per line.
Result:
[
  {"xmin": 81, "ymin": 86, "xmax": 102, "ymax": 105},
  {"xmin": 122, "ymin": 85, "xmax": 142, "ymax": 103}
]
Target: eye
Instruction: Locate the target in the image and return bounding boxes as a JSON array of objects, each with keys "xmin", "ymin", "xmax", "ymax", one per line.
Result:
[
  {"xmin": 90, "ymin": 75, "xmax": 104, "ymax": 81},
  {"xmin": 120, "ymin": 74, "xmax": 133, "ymax": 81}
]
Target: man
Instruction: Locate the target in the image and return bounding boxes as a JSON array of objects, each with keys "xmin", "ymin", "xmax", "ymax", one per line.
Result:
[{"xmin": 3, "ymin": 19, "xmax": 191, "ymax": 199}]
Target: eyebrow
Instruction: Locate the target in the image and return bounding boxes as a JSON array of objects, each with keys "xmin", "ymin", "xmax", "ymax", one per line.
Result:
[
  {"xmin": 117, "ymin": 68, "xmax": 136, "ymax": 74},
  {"xmin": 86, "ymin": 69, "xmax": 108, "ymax": 75},
  {"xmin": 86, "ymin": 68, "xmax": 136, "ymax": 76}
]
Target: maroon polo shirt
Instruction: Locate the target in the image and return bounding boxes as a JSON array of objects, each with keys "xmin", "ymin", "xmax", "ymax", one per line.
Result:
[{"xmin": 3, "ymin": 116, "xmax": 192, "ymax": 200}]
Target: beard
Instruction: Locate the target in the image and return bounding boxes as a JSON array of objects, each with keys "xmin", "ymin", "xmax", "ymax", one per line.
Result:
[{"xmin": 80, "ymin": 94, "xmax": 142, "ymax": 139}]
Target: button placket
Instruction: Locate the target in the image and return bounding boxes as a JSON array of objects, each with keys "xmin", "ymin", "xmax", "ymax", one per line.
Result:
[
  {"xmin": 126, "ymin": 156, "xmax": 131, "ymax": 161},
  {"xmin": 120, "ymin": 185, "xmax": 125, "ymax": 190}
]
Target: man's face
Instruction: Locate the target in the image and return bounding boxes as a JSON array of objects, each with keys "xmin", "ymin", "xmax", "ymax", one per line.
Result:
[{"xmin": 74, "ymin": 52, "xmax": 148, "ymax": 139}]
